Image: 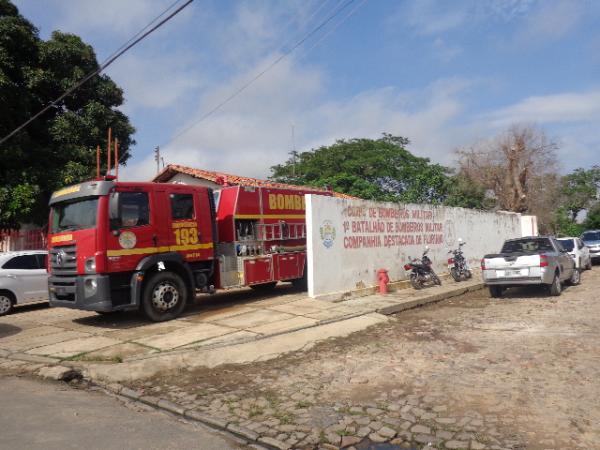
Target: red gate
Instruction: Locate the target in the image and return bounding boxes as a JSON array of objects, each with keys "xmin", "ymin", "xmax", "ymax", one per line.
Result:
[{"xmin": 0, "ymin": 229, "xmax": 47, "ymax": 252}]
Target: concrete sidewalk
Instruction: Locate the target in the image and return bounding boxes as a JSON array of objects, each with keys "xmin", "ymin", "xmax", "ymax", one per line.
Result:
[{"xmin": 1, "ymin": 275, "xmax": 484, "ymax": 382}]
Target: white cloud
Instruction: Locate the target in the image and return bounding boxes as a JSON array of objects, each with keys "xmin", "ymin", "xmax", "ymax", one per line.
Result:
[
  {"xmin": 46, "ymin": 0, "xmax": 185, "ymax": 37},
  {"xmin": 121, "ymin": 58, "xmax": 474, "ymax": 182},
  {"xmin": 400, "ymin": 0, "xmax": 468, "ymax": 36},
  {"xmin": 487, "ymin": 90, "xmax": 600, "ymax": 127},
  {"xmin": 516, "ymin": 0, "xmax": 584, "ymax": 44},
  {"xmin": 105, "ymin": 51, "xmax": 204, "ymax": 111},
  {"xmin": 393, "ymin": 0, "xmax": 536, "ymax": 36}
]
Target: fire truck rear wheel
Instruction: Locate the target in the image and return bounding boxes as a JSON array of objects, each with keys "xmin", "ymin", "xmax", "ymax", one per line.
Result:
[{"xmin": 141, "ymin": 271, "xmax": 188, "ymax": 322}]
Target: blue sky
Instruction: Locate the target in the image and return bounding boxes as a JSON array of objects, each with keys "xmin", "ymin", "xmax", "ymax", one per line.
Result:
[{"xmin": 13, "ymin": 0, "xmax": 600, "ymax": 180}]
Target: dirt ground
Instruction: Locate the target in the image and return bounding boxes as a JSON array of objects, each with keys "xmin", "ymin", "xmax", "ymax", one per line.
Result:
[{"xmin": 128, "ymin": 268, "xmax": 600, "ymax": 450}]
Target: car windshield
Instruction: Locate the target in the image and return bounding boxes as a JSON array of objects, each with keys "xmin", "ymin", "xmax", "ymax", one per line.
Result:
[
  {"xmin": 501, "ymin": 238, "xmax": 554, "ymax": 254},
  {"xmin": 582, "ymin": 231, "xmax": 600, "ymax": 242},
  {"xmin": 51, "ymin": 197, "xmax": 99, "ymax": 233},
  {"xmin": 557, "ymin": 239, "xmax": 574, "ymax": 252}
]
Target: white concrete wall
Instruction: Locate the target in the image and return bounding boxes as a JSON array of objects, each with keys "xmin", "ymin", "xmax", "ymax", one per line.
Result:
[
  {"xmin": 520, "ymin": 215, "xmax": 539, "ymax": 237},
  {"xmin": 306, "ymin": 195, "xmax": 524, "ymax": 299}
]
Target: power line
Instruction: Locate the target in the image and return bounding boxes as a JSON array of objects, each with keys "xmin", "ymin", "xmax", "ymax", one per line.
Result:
[
  {"xmin": 163, "ymin": 0, "xmax": 357, "ymax": 148},
  {"xmin": 0, "ymin": 0, "xmax": 194, "ymax": 147},
  {"xmin": 298, "ymin": 0, "xmax": 369, "ymax": 60}
]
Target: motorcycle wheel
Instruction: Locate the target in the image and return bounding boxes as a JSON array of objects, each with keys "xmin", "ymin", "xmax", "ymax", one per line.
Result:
[
  {"xmin": 465, "ymin": 269, "xmax": 472, "ymax": 279},
  {"xmin": 450, "ymin": 267, "xmax": 461, "ymax": 282},
  {"xmin": 432, "ymin": 272, "xmax": 442, "ymax": 286},
  {"xmin": 409, "ymin": 273, "xmax": 423, "ymax": 290}
]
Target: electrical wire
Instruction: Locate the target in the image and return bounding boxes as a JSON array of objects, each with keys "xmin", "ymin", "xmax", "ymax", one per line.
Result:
[
  {"xmin": 0, "ymin": 0, "xmax": 194, "ymax": 147},
  {"xmin": 298, "ymin": 0, "xmax": 368, "ymax": 60},
  {"xmin": 163, "ymin": 0, "xmax": 357, "ymax": 148}
]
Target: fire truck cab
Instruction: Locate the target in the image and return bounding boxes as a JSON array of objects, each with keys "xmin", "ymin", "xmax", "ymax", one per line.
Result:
[{"xmin": 48, "ymin": 179, "xmax": 327, "ymax": 321}]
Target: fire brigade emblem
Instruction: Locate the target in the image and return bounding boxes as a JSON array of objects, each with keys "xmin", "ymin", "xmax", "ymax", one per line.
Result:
[
  {"xmin": 118, "ymin": 231, "xmax": 137, "ymax": 249},
  {"xmin": 444, "ymin": 219, "xmax": 456, "ymax": 247},
  {"xmin": 320, "ymin": 220, "xmax": 336, "ymax": 249}
]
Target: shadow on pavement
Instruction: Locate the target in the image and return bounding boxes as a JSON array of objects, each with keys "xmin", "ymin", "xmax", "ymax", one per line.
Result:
[
  {"xmin": 0, "ymin": 323, "xmax": 21, "ymax": 339},
  {"xmin": 71, "ymin": 282, "xmax": 306, "ymax": 329}
]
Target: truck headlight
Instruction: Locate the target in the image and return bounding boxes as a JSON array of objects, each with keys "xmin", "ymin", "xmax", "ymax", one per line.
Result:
[{"xmin": 85, "ymin": 257, "xmax": 96, "ymax": 273}]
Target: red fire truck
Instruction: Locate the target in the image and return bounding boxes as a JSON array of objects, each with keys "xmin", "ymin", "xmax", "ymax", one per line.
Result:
[{"xmin": 47, "ymin": 179, "xmax": 330, "ymax": 321}]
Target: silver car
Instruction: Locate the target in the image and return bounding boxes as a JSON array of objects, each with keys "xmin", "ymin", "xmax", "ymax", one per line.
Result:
[{"xmin": 0, "ymin": 251, "xmax": 48, "ymax": 316}]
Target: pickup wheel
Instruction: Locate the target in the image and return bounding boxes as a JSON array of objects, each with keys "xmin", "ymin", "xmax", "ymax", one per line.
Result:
[
  {"xmin": 141, "ymin": 271, "xmax": 187, "ymax": 322},
  {"xmin": 0, "ymin": 291, "xmax": 15, "ymax": 316},
  {"xmin": 568, "ymin": 268, "xmax": 581, "ymax": 286},
  {"xmin": 548, "ymin": 273, "xmax": 562, "ymax": 296},
  {"xmin": 489, "ymin": 286, "xmax": 503, "ymax": 298}
]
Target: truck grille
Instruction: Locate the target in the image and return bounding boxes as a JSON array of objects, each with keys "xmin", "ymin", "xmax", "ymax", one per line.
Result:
[{"xmin": 50, "ymin": 245, "xmax": 77, "ymax": 275}]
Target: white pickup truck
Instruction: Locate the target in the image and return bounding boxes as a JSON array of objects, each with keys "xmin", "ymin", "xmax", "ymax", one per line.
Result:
[{"xmin": 482, "ymin": 236, "xmax": 579, "ymax": 298}]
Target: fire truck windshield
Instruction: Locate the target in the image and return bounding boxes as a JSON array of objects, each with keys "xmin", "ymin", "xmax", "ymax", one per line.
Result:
[{"xmin": 51, "ymin": 197, "xmax": 99, "ymax": 233}]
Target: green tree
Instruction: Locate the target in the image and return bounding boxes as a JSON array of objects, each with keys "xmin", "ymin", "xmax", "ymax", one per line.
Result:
[
  {"xmin": 584, "ymin": 203, "xmax": 600, "ymax": 230},
  {"xmin": 551, "ymin": 207, "xmax": 584, "ymax": 237},
  {"xmin": 269, "ymin": 134, "xmax": 450, "ymax": 204},
  {"xmin": 0, "ymin": 0, "xmax": 135, "ymax": 228},
  {"xmin": 443, "ymin": 172, "xmax": 490, "ymax": 210},
  {"xmin": 559, "ymin": 166, "xmax": 600, "ymax": 221}
]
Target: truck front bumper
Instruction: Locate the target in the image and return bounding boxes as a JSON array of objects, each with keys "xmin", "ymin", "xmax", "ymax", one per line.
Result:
[{"xmin": 49, "ymin": 274, "xmax": 117, "ymax": 312}]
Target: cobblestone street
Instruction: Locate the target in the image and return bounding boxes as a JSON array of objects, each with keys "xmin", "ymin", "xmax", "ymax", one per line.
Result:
[{"xmin": 126, "ymin": 268, "xmax": 600, "ymax": 450}]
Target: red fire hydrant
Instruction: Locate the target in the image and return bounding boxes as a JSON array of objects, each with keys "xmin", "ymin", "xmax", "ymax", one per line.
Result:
[{"xmin": 377, "ymin": 268, "xmax": 389, "ymax": 295}]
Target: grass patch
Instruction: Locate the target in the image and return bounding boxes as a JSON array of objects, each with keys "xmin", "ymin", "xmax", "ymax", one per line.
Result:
[
  {"xmin": 274, "ymin": 410, "xmax": 296, "ymax": 425},
  {"xmin": 67, "ymin": 353, "xmax": 123, "ymax": 363},
  {"xmin": 248, "ymin": 406, "xmax": 264, "ymax": 418},
  {"xmin": 295, "ymin": 400, "xmax": 313, "ymax": 408}
]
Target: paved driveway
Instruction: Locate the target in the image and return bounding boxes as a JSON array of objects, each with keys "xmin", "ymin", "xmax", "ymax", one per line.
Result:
[{"xmin": 0, "ymin": 277, "xmax": 481, "ymax": 366}]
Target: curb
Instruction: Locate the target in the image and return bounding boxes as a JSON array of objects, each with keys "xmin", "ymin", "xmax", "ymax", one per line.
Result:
[
  {"xmin": 95, "ymin": 380, "xmax": 281, "ymax": 449},
  {"xmin": 377, "ymin": 282, "xmax": 485, "ymax": 315}
]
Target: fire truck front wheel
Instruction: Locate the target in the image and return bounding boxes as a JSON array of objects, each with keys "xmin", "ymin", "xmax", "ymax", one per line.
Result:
[{"xmin": 141, "ymin": 272, "xmax": 188, "ymax": 322}]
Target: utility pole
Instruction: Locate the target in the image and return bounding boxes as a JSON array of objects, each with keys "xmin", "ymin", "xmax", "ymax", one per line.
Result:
[
  {"xmin": 291, "ymin": 124, "xmax": 296, "ymax": 177},
  {"xmin": 154, "ymin": 146, "xmax": 160, "ymax": 174}
]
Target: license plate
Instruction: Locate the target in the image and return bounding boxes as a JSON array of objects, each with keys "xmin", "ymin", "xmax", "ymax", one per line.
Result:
[{"xmin": 497, "ymin": 269, "xmax": 527, "ymax": 277}]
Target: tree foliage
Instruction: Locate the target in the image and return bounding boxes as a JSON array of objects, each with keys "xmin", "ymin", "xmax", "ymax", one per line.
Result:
[
  {"xmin": 270, "ymin": 134, "xmax": 451, "ymax": 204},
  {"xmin": 559, "ymin": 166, "xmax": 600, "ymax": 222},
  {"xmin": 0, "ymin": 0, "xmax": 135, "ymax": 227},
  {"xmin": 584, "ymin": 203, "xmax": 600, "ymax": 230}
]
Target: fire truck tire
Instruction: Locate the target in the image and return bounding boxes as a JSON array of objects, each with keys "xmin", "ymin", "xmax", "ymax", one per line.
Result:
[
  {"xmin": 249, "ymin": 282, "xmax": 277, "ymax": 291},
  {"xmin": 141, "ymin": 271, "xmax": 188, "ymax": 322}
]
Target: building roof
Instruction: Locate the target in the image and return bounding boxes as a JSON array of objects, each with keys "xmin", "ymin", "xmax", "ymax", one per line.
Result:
[{"xmin": 152, "ymin": 164, "xmax": 356, "ymax": 199}]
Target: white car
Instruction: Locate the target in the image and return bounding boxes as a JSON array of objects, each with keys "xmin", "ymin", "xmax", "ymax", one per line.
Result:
[
  {"xmin": 557, "ymin": 237, "xmax": 592, "ymax": 271},
  {"xmin": 0, "ymin": 251, "xmax": 49, "ymax": 316}
]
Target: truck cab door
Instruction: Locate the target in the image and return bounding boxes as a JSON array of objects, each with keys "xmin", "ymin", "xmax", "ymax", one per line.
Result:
[
  {"xmin": 162, "ymin": 187, "xmax": 214, "ymax": 262},
  {"xmin": 106, "ymin": 188, "xmax": 156, "ymax": 272}
]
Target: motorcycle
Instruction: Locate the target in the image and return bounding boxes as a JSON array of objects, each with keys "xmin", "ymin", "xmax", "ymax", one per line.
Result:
[
  {"xmin": 448, "ymin": 238, "xmax": 472, "ymax": 282},
  {"xmin": 404, "ymin": 246, "xmax": 442, "ymax": 290}
]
